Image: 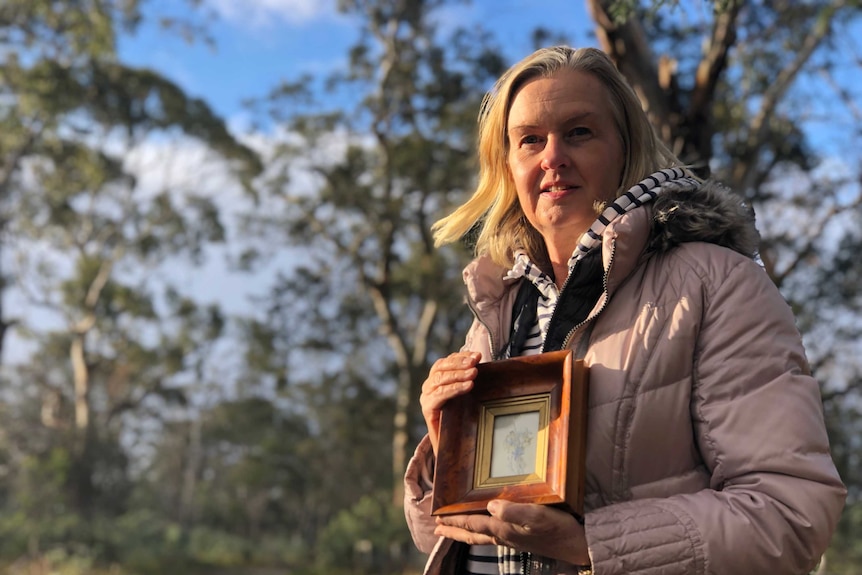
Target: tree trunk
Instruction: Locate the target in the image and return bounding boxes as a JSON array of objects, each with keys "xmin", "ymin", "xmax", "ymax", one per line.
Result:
[
  {"xmin": 586, "ymin": 0, "xmax": 742, "ymax": 168},
  {"xmin": 391, "ymin": 370, "xmax": 411, "ymax": 507},
  {"xmin": 70, "ymin": 332, "xmax": 91, "ymax": 434},
  {"xmin": 179, "ymin": 416, "xmax": 202, "ymax": 527}
]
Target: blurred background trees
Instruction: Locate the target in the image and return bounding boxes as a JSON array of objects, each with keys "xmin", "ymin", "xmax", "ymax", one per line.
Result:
[{"xmin": 0, "ymin": 0, "xmax": 859, "ymax": 574}]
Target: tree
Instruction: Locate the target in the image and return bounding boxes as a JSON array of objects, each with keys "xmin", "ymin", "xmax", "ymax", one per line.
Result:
[
  {"xmin": 0, "ymin": 0, "xmax": 261, "ymax": 560},
  {"xmin": 235, "ymin": 281, "xmax": 397, "ymax": 538},
  {"xmin": 0, "ymin": 0, "xmax": 252, "ymax": 360},
  {"xmin": 241, "ymin": 0, "xmax": 507, "ymax": 511}
]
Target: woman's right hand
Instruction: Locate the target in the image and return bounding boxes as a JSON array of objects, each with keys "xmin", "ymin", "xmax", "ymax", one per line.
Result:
[{"xmin": 421, "ymin": 351, "xmax": 482, "ymax": 456}]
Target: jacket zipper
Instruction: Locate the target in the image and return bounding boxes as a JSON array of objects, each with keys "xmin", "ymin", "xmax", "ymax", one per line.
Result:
[
  {"xmin": 468, "ymin": 238, "xmax": 617, "ymax": 358},
  {"xmin": 544, "ymin": 240, "xmax": 617, "ymax": 353}
]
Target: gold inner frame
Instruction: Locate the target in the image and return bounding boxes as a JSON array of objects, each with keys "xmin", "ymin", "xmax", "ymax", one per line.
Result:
[{"xmin": 474, "ymin": 393, "xmax": 550, "ymax": 489}]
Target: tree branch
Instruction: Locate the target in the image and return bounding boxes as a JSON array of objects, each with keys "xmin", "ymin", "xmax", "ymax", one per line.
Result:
[
  {"xmin": 734, "ymin": 0, "xmax": 846, "ymax": 191},
  {"xmin": 685, "ymin": 0, "xmax": 742, "ymax": 165}
]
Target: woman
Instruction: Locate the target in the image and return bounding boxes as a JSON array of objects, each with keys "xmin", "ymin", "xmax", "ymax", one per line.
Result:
[{"xmin": 404, "ymin": 46, "xmax": 846, "ymax": 575}]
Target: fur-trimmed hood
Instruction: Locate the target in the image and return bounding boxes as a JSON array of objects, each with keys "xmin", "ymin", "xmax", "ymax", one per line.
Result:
[{"xmin": 648, "ymin": 179, "xmax": 760, "ymax": 259}]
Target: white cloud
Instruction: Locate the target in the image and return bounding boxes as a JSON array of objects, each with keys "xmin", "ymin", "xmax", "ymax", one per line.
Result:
[{"xmin": 208, "ymin": 0, "xmax": 338, "ymax": 27}]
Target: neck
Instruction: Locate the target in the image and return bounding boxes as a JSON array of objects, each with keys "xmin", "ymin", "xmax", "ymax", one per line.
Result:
[
  {"xmin": 551, "ymin": 261, "xmax": 569, "ymax": 290},
  {"xmin": 545, "ymin": 240, "xmax": 576, "ymax": 290}
]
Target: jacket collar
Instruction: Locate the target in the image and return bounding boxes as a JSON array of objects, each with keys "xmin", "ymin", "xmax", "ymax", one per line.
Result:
[{"xmin": 464, "ymin": 178, "xmax": 759, "ymax": 309}]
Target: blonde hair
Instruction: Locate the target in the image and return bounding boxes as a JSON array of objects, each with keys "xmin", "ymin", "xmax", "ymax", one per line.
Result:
[{"xmin": 432, "ymin": 46, "xmax": 682, "ymax": 268}]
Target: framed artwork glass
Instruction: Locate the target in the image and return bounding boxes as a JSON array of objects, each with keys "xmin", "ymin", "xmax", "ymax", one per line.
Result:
[
  {"xmin": 475, "ymin": 394, "xmax": 550, "ymax": 488},
  {"xmin": 431, "ymin": 349, "xmax": 589, "ymax": 517}
]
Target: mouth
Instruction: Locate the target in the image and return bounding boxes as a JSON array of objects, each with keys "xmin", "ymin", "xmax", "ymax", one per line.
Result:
[
  {"xmin": 542, "ymin": 184, "xmax": 576, "ymax": 192},
  {"xmin": 540, "ymin": 183, "xmax": 578, "ymax": 198}
]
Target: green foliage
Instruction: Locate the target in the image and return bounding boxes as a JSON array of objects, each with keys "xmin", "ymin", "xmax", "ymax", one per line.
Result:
[
  {"xmin": 828, "ymin": 501, "xmax": 862, "ymax": 573},
  {"xmin": 0, "ymin": 0, "xmax": 142, "ymax": 59},
  {"xmin": 604, "ymin": 0, "xmax": 697, "ymax": 24},
  {"xmin": 240, "ymin": 4, "xmax": 504, "ymax": 518},
  {"xmin": 0, "ymin": 1, "xmax": 264, "ymax": 571},
  {"xmin": 315, "ymin": 491, "xmax": 413, "ymax": 575},
  {"xmin": 186, "ymin": 527, "xmax": 251, "ymax": 566},
  {"xmin": 0, "ymin": 449, "xmax": 77, "ymax": 556}
]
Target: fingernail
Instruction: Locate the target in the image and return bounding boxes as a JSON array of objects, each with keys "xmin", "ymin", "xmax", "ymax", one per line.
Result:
[{"xmin": 488, "ymin": 500, "xmax": 500, "ymax": 514}]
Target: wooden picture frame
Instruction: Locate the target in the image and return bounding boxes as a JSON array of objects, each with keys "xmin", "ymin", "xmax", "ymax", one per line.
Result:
[{"xmin": 431, "ymin": 349, "xmax": 589, "ymax": 517}]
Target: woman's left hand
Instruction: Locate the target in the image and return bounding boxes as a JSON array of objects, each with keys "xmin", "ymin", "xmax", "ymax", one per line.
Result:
[{"xmin": 434, "ymin": 499, "xmax": 590, "ymax": 566}]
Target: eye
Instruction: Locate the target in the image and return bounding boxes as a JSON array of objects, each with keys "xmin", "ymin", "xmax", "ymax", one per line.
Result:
[
  {"xmin": 520, "ymin": 134, "xmax": 541, "ymax": 146},
  {"xmin": 568, "ymin": 126, "xmax": 591, "ymax": 138}
]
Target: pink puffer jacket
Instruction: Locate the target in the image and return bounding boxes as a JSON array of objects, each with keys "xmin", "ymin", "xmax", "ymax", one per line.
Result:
[{"xmin": 404, "ymin": 182, "xmax": 846, "ymax": 575}]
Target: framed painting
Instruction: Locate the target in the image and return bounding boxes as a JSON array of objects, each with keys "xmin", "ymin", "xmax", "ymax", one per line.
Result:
[{"xmin": 431, "ymin": 349, "xmax": 589, "ymax": 517}]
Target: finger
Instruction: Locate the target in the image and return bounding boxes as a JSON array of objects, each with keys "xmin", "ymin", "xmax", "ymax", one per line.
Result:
[
  {"xmin": 484, "ymin": 502, "xmax": 589, "ymax": 564},
  {"xmin": 420, "ymin": 375, "xmax": 474, "ymax": 409},
  {"xmin": 435, "ymin": 513, "xmax": 512, "ymax": 537},
  {"xmin": 430, "ymin": 352, "xmax": 482, "ymax": 377},
  {"xmin": 488, "ymin": 500, "xmax": 578, "ymax": 539},
  {"xmin": 431, "ymin": 365, "xmax": 477, "ymax": 390},
  {"xmin": 420, "ymin": 360, "xmax": 479, "ymax": 407},
  {"xmin": 487, "ymin": 499, "xmax": 537, "ymax": 526},
  {"xmin": 420, "ymin": 352, "xmax": 482, "ymax": 457},
  {"xmin": 434, "ymin": 514, "xmax": 502, "ymax": 546},
  {"xmin": 423, "ymin": 353, "xmax": 481, "ymax": 387},
  {"xmin": 433, "ymin": 523, "xmax": 498, "ymax": 546}
]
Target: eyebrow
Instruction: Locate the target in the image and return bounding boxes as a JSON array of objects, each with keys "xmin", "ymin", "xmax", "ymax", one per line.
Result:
[{"xmin": 507, "ymin": 111, "xmax": 596, "ymax": 135}]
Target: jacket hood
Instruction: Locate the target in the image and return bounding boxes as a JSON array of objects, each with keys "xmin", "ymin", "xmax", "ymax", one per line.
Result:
[
  {"xmin": 463, "ymin": 178, "xmax": 762, "ymax": 309},
  {"xmin": 648, "ymin": 179, "xmax": 760, "ymax": 259}
]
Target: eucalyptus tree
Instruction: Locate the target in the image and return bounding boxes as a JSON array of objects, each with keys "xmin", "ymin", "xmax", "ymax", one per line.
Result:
[
  {"xmin": 0, "ymin": 0, "xmax": 261, "ymax": 547},
  {"xmin": 242, "ymin": 0, "xmax": 506, "ymax": 509}
]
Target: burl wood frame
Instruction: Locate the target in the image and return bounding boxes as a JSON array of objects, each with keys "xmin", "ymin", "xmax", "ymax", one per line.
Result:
[{"xmin": 431, "ymin": 350, "xmax": 589, "ymax": 517}]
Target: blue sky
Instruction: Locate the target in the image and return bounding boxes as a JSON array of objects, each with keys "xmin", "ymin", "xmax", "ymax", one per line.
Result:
[
  {"xmin": 117, "ymin": 0, "xmax": 862, "ymax": 159},
  {"xmin": 43, "ymin": 0, "xmax": 595, "ymax": 372},
  {"xmin": 108, "ymin": 0, "xmax": 861, "ymax": 305},
  {"xmin": 118, "ymin": 0, "xmax": 597, "ymax": 125}
]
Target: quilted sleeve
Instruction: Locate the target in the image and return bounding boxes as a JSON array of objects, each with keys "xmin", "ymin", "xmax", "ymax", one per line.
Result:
[
  {"xmin": 585, "ymin": 252, "xmax": 845, "ymax": 575},
  {"xmin": 403, "ymin": 434, "xmax": 442, "ymax": 554}
]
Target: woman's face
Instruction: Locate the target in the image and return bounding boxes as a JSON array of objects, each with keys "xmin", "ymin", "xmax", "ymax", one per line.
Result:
[{"xmin": 507, "ymin": 69, "xmax": 625, "ymax": 253}]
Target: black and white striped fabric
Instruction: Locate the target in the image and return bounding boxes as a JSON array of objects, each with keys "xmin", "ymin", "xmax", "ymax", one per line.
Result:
[
  {"xmin": 503, "ymin": 257, "xmax": 555, "ymax": 357},
  {"xmin": 504, "ymin": 168, "xmax": 698, "ymax": 350},
  {"xmin": 570, "ymin": 167, "xmax": 698, "ymax": 263},
  {"xmin": 466, "ymin": 168, "xmax": 699, "ymax": 575},
  {"xmin": 465, "ymin": 545, "xmax": 521, "ymax": 574}
]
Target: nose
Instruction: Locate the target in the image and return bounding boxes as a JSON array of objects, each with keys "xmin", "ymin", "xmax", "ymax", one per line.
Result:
[{"xmin": 539, "ymin": 136, "xmax": 569, "ymax": 171}]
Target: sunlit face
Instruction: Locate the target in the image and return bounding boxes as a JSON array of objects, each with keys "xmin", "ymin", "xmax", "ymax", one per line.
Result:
[{"xmin": 507, "ymin": 69, "xmax": 625, "ymax": 255}]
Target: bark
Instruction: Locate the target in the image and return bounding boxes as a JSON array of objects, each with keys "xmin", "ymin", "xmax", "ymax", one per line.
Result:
[
  {"xmin": 366, "ymin": 9, "xmax": 438, "ymax": 509},
  {"xmin": 70, "ymin": 257, "xmax": 113, "ymax": 434},
  {"xmin": 686, "ymin": 0, "xmax": 742, "ymax": 167},
  {"xmin": 179, "ymin": 416, "xmax": 202, "ymax": 527},
  {"xmin": 70, "ymin": 331, "xmax": 92, "ymax": 432},
  {"xmin": 587, "ymin": 0, "xmax": 681, "ymax": 148},
  {"xmin": 586, "ymin": 0, "xmax": 742, "ymax": 168}
]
